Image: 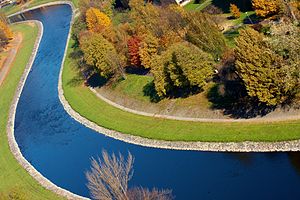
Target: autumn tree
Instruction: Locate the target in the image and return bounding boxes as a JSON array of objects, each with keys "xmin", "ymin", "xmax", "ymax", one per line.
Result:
[
  {"xmin": 252, "ymin": 0, "xmax": 282, "ymax": 18},
  {"xmin": 129, "ymin": 0, "xmax": 185, "ymax": 48},
  {"xmin": 80, "ymin": 33, "xmax": 118, "ymax": 78},
  {"xmin": 235, "ymin": 28, "xmax": 294, "ymax": 106},
  {"xmin": 151, "ymin": 42, "xmax": 215, "ymax": 97},
  {"xmin": 230, "ymin": 4, "xmax": 241, "ymax": 19},
  {"xmin": 0, "ymin": 15, "xmax": 13, "ymax": 50},
  {"xmin": 79, "ymin": 0, "xmax": 115, "ymax": 18},
  {"xmin": 127, "ymin": 36, "xmax": 141, "ymax": 67},
  {"xmin": 85, "ymin": 7, "xmax": 111, "ymax": 33},
  {"xmin": 185, "ymin": 12, "xmax": 227, "ymax": 59},
  {"xmin": 86, "ymin": 150, "xmax": 173, "ymax": 200},
  {"xmin": 139, "ymin": 34, "xmax": 159, "ymax": 69},
  {"xmin": 268, "ymin": 22, "xmax": 300, "ymax": 93}
]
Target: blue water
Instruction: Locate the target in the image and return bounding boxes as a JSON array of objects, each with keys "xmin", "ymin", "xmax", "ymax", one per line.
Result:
[{"xmin": 11, "ymin": 4, "xmax": 300, "ymax": 200}]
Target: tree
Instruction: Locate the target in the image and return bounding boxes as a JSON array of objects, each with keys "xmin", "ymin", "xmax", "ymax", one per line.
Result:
[
  {"xmin": 268, "ymin": 21, "xmax": 300, "ymax": 93},
  {"xmin": 71, "ymin": 17, "xmax": 87, "ymax": 47},
  {"xmin": 79, "ymin": 0, "xmax": 115, "ymax": 18},
  {"xmin": 230, "ymin": 4, "xmax": 241, "ymax": 19},
  {"xmin": 80, "ymin": 33, "xmax": 117, "ymax": 78},
  {"xmin": 127, "ymin": 36, "xmax": 141, "ymax": 67},
  {"xmin": 85, "ymin": 7, "xmax": 111, "ymax": 33},
  {"xmin": 139, "ymin": 34, "xmax": 159, "ymax": 69},
  {"xmin": 86, "ymin": 150, "xmax": 173, "ymax": 200},
  {"xmin": 185, "ymin": 12, "xmax": 227, "ymax": 59},
  {"xmin": 151, "ymin": 42, "xmax": 215, "ymax": 97},
  {"xmin": 0, "ymin": 16, "xmax": 13, "ymax": 50},
  {"xmin": 235, "ymin": 28, "xmax": 293, "ymax": 106},
  {"xmin": 252, "ymin": 0, "xmax": 282, "ymax": 18}
]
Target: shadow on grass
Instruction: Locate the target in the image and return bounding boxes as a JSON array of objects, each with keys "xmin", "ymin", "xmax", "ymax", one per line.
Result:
[
  {"xmin": 143, "ymin": 81, "xmax": 161, "ymax": 103},
  {"xmin": 125, "ymin": 66, "xmax": 150, "ymax": 75},
  {"xmin": 86, "ymin": 73, "xmax": 108, "ymax": 88},
  {"xmin": 212, "ymin": 0, "xmax": 252, "ymax": 13},
  {"xmin": 207, "ymin": 82, "xmax": 275, "ymax": 119},
  {"xmin": 243, "ymin": 12, "xmax": 260, "ymax": 24}
]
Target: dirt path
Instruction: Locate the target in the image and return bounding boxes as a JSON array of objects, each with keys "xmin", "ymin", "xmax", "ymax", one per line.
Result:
[
  {"xmin": 0, "ymin": 32, "xmax": 23, "ymax": 86},
  {"xmin": 93, "ymin": 87, "xmax": 300, "ymax": 123}
]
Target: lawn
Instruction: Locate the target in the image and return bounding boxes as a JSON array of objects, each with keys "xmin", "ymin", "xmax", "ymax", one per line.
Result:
[
  {"xmin": 184, "ymin": 0, "xmax": 212, "ymax": 11},
  {"xmin": 1, "ymin": 0, "xmax": 79, "ymax": 16},
  {"xmin": 0, "ymin": 23, "xmax": 64, "ymax": 200},
  {"xmin": 111, "ymin": 74, "xmax": 153, "ymax": 102},
  {"xmin": 62, "ymin": 37, "xmax": 300, "ymax": 142}
]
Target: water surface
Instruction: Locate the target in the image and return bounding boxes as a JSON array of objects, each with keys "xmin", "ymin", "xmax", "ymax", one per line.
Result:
[{"xmin": 11, "ymin": 4, "xmax": 300, "ymax": 200}]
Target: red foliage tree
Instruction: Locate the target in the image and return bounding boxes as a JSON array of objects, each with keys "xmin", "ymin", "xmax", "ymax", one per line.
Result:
[{"xmin": 127, "ymin": 36, "xmax": 141, "ymax": 67}]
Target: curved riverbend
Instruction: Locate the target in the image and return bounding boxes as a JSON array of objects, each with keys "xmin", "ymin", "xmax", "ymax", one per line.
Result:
[{"xmin": 8, "ymin": 4, "xmax": 300, "ymax": 200}]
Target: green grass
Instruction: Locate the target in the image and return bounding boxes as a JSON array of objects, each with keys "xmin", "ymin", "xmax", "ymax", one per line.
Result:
[
  {"xmin": 232, "ymin": 11, "xmax": 256, "ymax": 25},
  {"xmin": 223, "ymin": 11, "xmax": 256, "ymax": 47},
  {"xmin": 1, "ymin": 0, "xmax": 79, "ymax": 16},
  {"xmin": 62, "ymin": 38, "xmax": 300, "ymax": 143},
  {"xmin": 112, "ymin": 74, "xmax": 153, "ymax": 102},
  {"xmin": 0, "ymin": 23, "xmax": 64, "ymax": 199},
  {"xmin": 184, "ymin": 0, "xmax": 212, "ymax": 11}
]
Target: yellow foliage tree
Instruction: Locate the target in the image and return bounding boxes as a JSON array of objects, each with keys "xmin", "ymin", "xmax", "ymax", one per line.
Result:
[
  {"xmin": 230, "ymin": 4, "xmax": 241, "ymax": 19},
  {"xmin": 86, "ymin": 7, "xmax": 111, "ymax": 32},
  {"xmin": 252, "ymin": 0, "xmax": 281, "ymax": 18},
  {"xmin": 0, "ymin": 20, "xmax": 13, "ymax": 40}
]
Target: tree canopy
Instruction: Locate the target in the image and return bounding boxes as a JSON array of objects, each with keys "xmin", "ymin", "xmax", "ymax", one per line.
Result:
[
  {"xmin": 86, "ymin": 7, "xmax": 111, "ymax": 33},
  {"xmin": 80, "ymin": 33, "xmax": 117, "ymax": 78},
  {"xmin": 235, "ymin": 28, "xmax": 294, "ymax": 106},
  {"xmin": 151, "ymin": 42, "xmax": 215, "ymax": 97}
]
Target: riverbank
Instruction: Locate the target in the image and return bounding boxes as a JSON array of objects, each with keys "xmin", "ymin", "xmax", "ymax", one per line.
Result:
[
  {"xmin": 0, "ymin": 22, "xmax": 64, "ymax": 200},
  {"xmin": 94, "ymin": 74, "xmax": 300, "ymax": 122},
  {"xmin": 60, "ymin": 37, "xmax": 300, "ymax": 150},
  {"xmin": 2, "ymin": 0, "xmax": 79, "ymax": 16}
]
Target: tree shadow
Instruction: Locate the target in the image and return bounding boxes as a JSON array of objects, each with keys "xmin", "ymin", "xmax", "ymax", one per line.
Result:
[
  {"xmin": 243, "ymin": 13, "xmax": 260, "ymax": 24},
  {"xmin": 207, "ymin": 82, "xmax": 275, "ymax": 119},
  {"xmin": 67, "ymin": 74, "xmax": 84, "ymax": 87},
  {"xmin": 86, "ymin": 73, "xmax": 108, "ymax": 88},
  {"xmin": 143, "ymin": 81, "xmax": 162, "ymax": 103},
  {"xmin": 211, "ymin": 0, "xmax": 253, "ymax": 13},
  {"xmin": 287, "ymin": 152, "xmax": 300, "ymax": 176},
  {"xmin": 125, "ymin": 66, "xmax": 150, "ymax": 75}
]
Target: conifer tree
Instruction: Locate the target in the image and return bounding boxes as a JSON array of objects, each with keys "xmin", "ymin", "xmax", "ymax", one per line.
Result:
[{"xmin": 235, "ymin": 28, "xmax": 293, "ymax": 105}]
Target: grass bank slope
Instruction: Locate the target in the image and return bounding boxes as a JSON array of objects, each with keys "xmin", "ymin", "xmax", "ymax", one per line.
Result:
[
  {"xmin": 63, "ymin": 38, "xmax": 300, "ymax": 143},
  {"xmin": 0, "ymin": 23, "xmax": 63, "ymax": 200}
]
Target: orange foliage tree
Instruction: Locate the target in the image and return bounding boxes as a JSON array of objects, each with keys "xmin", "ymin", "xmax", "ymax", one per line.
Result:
[
  {"xmin": 85, "ymin": 7, "xmax": 111, "ymax": 32},
  {"xmin": 230, "ymin": 4, "xmax": 241, "ymax": 19},
  {"xmin": 127, "ymin": 36, "xmax": 141, "ymax": 67},
  {"xmin": 0, "ymin": 16, "xmax": 13, "ymax": 50},
  {"xmin": 252, "ymin": 0, "xmax": 281, "ymax": 18}
]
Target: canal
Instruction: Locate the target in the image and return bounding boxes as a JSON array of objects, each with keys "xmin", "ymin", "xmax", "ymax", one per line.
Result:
[{"xmin": 10, "ymin": 4, "xmax": 300, "ymax": 200}]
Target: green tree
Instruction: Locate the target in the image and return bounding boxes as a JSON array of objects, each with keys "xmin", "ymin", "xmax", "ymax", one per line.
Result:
[
  {"xmin": 151, "ymin": 42, "xmax": 215, "ymax": 97},
  {"xmin": 185, "ymin": 12, "xmax": 227, "ymax": 59},
  {"xmin": 235, "ymin": 28, "xmax": 293, "ymax": 106},
  {"xmin": 80, "ymin": 33, "xmax": 118, "ymax": 78}
]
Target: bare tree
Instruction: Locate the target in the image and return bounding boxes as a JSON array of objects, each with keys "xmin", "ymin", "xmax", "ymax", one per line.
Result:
[
  {"xmin": 86, "ymin": 150, "xmax": 134, "ymax": 200},
  {"xmin": 86, "ymin": 150, "xmax": 173, "ymax": 200},
  {"xmin": 127, "ymin": 187, "xmax": 173, "ymax": 200}
]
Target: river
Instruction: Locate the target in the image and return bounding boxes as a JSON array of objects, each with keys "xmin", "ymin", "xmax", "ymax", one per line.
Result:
[{"xmin": 9, "ymin": 4, "xmax": 300, "ymax": 200}]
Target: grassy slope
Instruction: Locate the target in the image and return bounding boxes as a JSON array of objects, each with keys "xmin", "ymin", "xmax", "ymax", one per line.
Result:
[
  {"xmin": 63, "ymin": 38, "xmax": 300, "ymax": 142},
  {"xmin": 0, "ymin": 24, "xmax": 63, "ymax": 199},
  {"xmin": 112, "ymin": 74, "xmax": 153, "ymax": 102},
  {"xmin": 184, "ymin": 0, "xmax": 212, "ymax": 11},
  {"xmin": 1, "ymin": 0, "xmax": 79, "ymax": 16}
]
